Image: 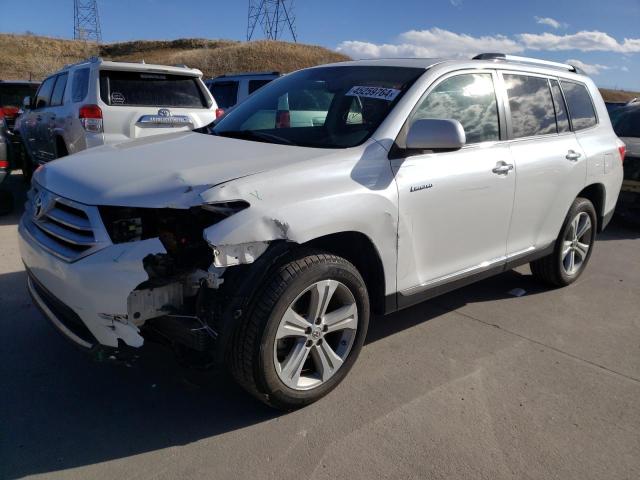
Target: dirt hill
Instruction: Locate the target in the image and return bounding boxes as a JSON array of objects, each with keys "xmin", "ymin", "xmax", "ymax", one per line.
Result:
[
  {"xmin": 1, "ymin": 33, "xmax": 637, "ymax": 102},
  {"xmin": 0, "ymin": 34, "xmax": 349, "ymax": 80}
]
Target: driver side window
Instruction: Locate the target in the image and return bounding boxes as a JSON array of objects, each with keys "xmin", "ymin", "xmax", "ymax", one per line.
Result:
[{"xmin": 412, "ymin": 73, "xmax": 500, "ymax": 144}]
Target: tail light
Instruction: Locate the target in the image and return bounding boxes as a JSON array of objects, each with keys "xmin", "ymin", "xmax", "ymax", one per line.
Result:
[
  {"xmin": 617, "ymin": 140, "xmax": 626, "ymax": 164},
  {"xmin": 215, "ymin": 108, "xmax": 225, "ymax": 119},
  {"xmin": 0, "ymin": 106, "xmax": 19, "ymax": 120},
  {"xmin": 275, "ymin": 110, "xmax": 290, "ymax": 129},
  {"xmin": 79, "ymin": 104, "xmax": 103, "ymax": 133},
  {"xmin": 0, "ymin": 161, "xmax": 9, "ymax": 169}
]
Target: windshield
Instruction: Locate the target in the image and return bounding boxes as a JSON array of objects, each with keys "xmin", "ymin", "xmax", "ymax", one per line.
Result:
[
  {"xmin": 0, "ymin": 83, "xmax": 39, "ymax": 107},
  {"xmin": 611, "ymin": 106, "xmax": 640, "ymax": 138},
  {"xmin": 212, "ymin": 66, "xmax": 424, "ymax": 148}
]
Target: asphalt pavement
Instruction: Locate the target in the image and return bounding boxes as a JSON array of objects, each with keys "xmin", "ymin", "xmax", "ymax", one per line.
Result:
[{"xmin": 1, "ymin": 172, "xmax": 639, "ymax": 480}]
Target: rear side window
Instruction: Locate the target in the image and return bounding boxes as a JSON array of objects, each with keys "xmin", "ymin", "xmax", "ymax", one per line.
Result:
[
  {"xmin": 504, "ymin": 74, "xmax": 556, "ymax": 138},
  {"xmin": 561, "ymin": 81, "xmax": 597, "ymax": 130},
  {"xmin": 550, "ymin": 79, "xmax": 570, "ymax": 133},
  {"xmin": 210, "ymin": 81, "xmax": 239, "ymax": 108},
  {"xmin": 34, "ymin": 76, "xmax": 56, "ymax": 109},
  {"xmin": 50, "ymin": 73, "xmax": 68, "ymax": 106},
  {"xmin": 99, "ymin": 70, "xmax": 208, "ymax": 108},
  {"xmin": 413, "ymin": 73, "xmax": 500, "ymax": 144},
  {"xmin": 248, "ymin": 79, "xmax": 273, "ymax": 95},
  {"xmin": 72, "ymin": 68, "xmax": 90, "ymax": 102}
]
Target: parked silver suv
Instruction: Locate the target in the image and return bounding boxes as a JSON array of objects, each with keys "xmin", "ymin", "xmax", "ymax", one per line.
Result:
[
  {"xmin": 19, "ymin": 54, "xmax": 623, "ymax": 409},
  {"xmin": 15, "ymin": 57, "xmax": 217, "ymax": 178}
]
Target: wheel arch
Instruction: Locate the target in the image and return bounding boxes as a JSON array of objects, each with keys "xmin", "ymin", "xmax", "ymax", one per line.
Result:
[
  {"xmin": 302, "ymin": 231, "xmax": 387, "ymax": 315},
  {"xmin": 577, "ymin": 183, "xmax": 606, "ymax": 232}
]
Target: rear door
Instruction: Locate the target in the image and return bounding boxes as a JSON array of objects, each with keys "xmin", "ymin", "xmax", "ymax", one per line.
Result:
[
  {"xmin": 502, "ymin": 73, "xmax": 587, "ymax": 255},
  {"xmin": 98, "ymin": 69, "xmax": 214, "ymax": 143},
  {"xmin": 29, "ymin": 76, "xmax": 56, "ymax": 162},
  {"xmin": 41, "ymin": 72, "xmax": 68, "ymax": 159}
]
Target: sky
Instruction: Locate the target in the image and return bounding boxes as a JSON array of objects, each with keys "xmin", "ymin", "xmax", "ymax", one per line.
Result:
[{"xmin": 1, "ymin": 0, "xmax": 639, "ymax": 90}]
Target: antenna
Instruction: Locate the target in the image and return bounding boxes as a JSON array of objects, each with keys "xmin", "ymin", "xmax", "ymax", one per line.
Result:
[
  {"xmin": 247, "ymin": 0, "xmax": 297, "ymax": 42},
  {"xmin": 74, "ymin": 0, "xmax": 103, "ymax": 43}
]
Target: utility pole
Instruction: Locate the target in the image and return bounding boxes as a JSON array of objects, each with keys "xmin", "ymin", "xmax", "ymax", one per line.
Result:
[
  {"xmin": 73, "ymin": 0, "xmax": 102, "ymax": 43},
  {"xmin": 247, "ymin": 0, "xmax": 297, "ymax": 42}
]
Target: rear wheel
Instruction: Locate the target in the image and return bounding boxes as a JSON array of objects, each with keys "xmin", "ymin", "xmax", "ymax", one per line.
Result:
[
  {"xmin": 229, "ymin": 250, "xmax": 369, "ymax": 410},
  {"xmin": 530, "ymin": 197, "xmax": 597, "ymax": 287}
]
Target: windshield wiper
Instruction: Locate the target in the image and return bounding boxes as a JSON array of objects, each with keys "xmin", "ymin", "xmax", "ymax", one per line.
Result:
[{"xmin": 216, "ymin": 130, "xmax": 296, "ymax": 146}]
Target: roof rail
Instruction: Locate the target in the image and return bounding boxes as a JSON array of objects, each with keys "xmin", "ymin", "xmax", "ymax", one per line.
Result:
[{"xmin": 472, "ymin": 53, "xmax": 584, "ymax": 74}]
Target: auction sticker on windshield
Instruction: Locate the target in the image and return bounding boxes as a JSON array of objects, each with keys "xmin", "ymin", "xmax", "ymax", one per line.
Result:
[{"xmin": 346, "ymin": 86, "xmax": 401, "ymax": 101}]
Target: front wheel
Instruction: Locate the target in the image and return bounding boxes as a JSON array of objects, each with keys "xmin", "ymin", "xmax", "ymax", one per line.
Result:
[
  {"xmin": 530, "ymin": 197, "xmax": 597, "ymax": 287},
  {"xmin": 229, "ymin": 250, "xmax": 370, "ymax": 410}
]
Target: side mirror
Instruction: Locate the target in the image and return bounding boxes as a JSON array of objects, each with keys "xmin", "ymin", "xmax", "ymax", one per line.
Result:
[
  {"xmin": 23, "ymin": 96, "xmax": 32, "ymax": 110},
  {"xmin": 406, "ymin": 118, "xmax": 466, "ymax": 151}
]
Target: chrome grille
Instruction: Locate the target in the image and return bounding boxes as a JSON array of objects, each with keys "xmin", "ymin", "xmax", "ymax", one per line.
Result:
[{"xmin": 23, "ymin": 185, "xmax": 111, "ymax": 262}]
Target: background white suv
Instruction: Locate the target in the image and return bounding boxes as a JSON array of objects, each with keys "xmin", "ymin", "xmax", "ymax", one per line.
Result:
[{"xmin": 15, "ymin": 57, "xmax": 217, "ymax": 178}]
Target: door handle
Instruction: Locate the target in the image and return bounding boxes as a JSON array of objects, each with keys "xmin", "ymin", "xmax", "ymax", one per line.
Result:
[
  {"xmin": 566, "ymin": 150, "xmax": 582, "ymax": 161},
  {"xmin": 492, "ymin": 161, "xmax": 514, "ymax": 175}
]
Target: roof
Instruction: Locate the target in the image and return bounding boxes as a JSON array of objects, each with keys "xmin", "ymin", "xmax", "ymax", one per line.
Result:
[
  {"xmin": 319, "ymin": 54, "xmax": 590, "ymax": 79},
  {"xmin": 0, "ymin": 80, "xmax": 41, "ymax": 85},
  {"xmin": 58, "ymin": 57, "xmax": 202, "ymax": 76},
  {"xmin": 211, "ymin": 71, "xmax": 281, "ymax": 80}
]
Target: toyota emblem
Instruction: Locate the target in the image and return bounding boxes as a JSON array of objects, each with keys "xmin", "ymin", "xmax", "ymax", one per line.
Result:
[{"xmin": 158, "ymin": 108, "xmax": 171, "ymax": 117}]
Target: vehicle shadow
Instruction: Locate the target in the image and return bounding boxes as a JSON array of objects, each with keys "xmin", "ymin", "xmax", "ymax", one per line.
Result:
[
  {"xmin": 597, "ymin": 217, "xmax": 640, "ymax": 240},
  {"xmin": 1, "ymin": 263, "xmax": 550, "ymax": 479}
]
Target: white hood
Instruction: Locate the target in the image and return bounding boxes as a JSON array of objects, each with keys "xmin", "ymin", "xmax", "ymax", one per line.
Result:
[{"xmin": 34, "ymin": 131, "xmax": 336, "ymax": 208}]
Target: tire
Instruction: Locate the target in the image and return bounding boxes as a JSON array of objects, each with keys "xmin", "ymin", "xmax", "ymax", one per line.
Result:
[
  {"xmin": 19, "ymin": 141, "xmax": 35, "ymax": 184},
  {"xmin": 229, "ymin": 250, "xmax": 370, "ymax": 410},
  {"xmin": 55, "ymin": 138, "xmax": 69, "ymax": 159},
  {"xmin": 0, "ymin": 189, "xmax": 14, "ymax": 216},
  {"xmin": 530, "ymin": 197, "xmax": 597, "ymax": 287}
]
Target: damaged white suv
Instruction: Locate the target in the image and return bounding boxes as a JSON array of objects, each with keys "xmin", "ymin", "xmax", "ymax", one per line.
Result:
[{"xmin": 20, "ymin": 55, "xmax": 623, "ymax": 409}]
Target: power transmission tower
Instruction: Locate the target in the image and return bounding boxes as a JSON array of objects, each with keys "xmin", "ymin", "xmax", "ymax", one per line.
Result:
[
  {"xmin": 247, "ymin": 0, "xmax": 297, "ymax": 42},
  {"xmin": 74, "ymin": 0, "xmax": 102, "ymax": 43}
]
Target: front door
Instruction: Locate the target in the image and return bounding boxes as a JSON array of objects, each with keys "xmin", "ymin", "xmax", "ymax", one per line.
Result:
[{"xmin": 393, "ymin": 72, "xmax": 515, "ymax": 298}]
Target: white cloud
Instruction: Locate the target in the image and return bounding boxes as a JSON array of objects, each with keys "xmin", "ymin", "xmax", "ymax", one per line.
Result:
[
  {"xmin": 520, "ymin": 31, "xmax": 640, "ymax": 53},
  {"xmin": 565, "ymin": 59, "xmax": 611, "ymax": 75},
  {"xmin": 337, "ymin": 28, "xmax": 640, "ymax": 61},
  {"xmin": 534, "ymin": 16, "xmax": 567, "ymax": 29},
  {"xmin": 337, "ymin": 28, "xmax": 523, "ymax": 59},
  {"xmin": 449, "ymin": 0, "xmax": 463, "ymax": 6}
]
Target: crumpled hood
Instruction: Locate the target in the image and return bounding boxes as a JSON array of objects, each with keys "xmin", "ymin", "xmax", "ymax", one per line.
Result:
[{"xmin": 35, "ymin": 131, "xmax": 335, "ymax": 208}]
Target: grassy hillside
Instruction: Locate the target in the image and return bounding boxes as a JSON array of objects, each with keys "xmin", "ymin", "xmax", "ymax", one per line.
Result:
[
  {"xmin": 0, "ymin": 33, "xmax": 349, "ymax": 80},
  {"xmin": 1, "ymin": 33, "xmax": 637, "ymax": 102}
]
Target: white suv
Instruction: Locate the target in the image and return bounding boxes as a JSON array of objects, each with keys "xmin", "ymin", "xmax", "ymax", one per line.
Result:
[
  {"xmin": 15, "ymin": 57, "xmax": 217, "ymax": 178},
  {"xmin": 19, "ymin": 54, "xmax": 623, "ymax": 409}
]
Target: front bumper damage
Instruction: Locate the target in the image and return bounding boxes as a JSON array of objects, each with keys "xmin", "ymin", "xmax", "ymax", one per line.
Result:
[{"xmin": 19, "ymin": 213, "xmax": 288, "ymax": 362}]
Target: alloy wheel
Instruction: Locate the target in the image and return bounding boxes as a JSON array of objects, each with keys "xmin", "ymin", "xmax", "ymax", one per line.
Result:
[
  {"xmin": 562, "ymin": 211, "xmax": 592, "ymax": 275},
  {"xmin": 273, "ymin": 279, "xmax": 358, "ymax": 391}
]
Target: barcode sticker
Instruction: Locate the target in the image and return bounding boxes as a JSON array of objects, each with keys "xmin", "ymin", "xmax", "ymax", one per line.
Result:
[{"xmin": 345, "ymin": 86, "xmax": 401, "ymax": 101}]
